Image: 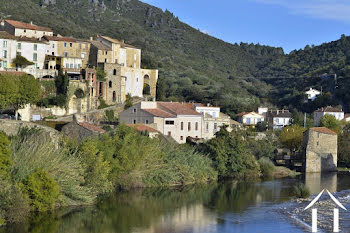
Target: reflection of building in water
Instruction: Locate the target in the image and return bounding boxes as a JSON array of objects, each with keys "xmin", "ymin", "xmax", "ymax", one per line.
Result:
[
  {"xmin": 137, "ymin": 204, "xmax": 216, "ymax": 233},
  {"xmin": 305, "ymin": 172, "xmax": 337, "ymax": 194}
]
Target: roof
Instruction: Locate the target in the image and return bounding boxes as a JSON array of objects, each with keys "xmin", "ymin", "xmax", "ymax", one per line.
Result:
[
  {"xmin": 345, "ymin": 114, "xmax": 350, "ymax": 119},
  {"xmin": 127, "ymin": 124, "xmax": 158, "ymax": 133},
  {"xmin": 230, "ymin": 119, "xmax": 242, "ymax": 126},
  {"xmin": 236, "ymin": 111, "xmax": 262, "ymax": 117},
  {"xmin": 43, "ymin": 35, "xmax": 76, "ymax": 43},
  {"xmin": 315, "ymin": 106, "xmax": 343, "ymax": 113},
  {"xmin": 5, "ymin": 20, "xmax": 53, "ymax": 32},
  {"xmin": 78, "ymin": 122, "xmax": 105, "ymax": 133},
  {"xmin": 0, "ymin": 32, "xmax": 46, "ymax": 43},
  {"xmin": 0, "ymin": 31, "xmax": 17, "ymax": 40},
  {"xmin": 142, "ymin": 108, "xmax": 175, "ymax": 118},
  {"xmin": 309, "ymin": 127, "xmax": 337, "ymax": 135},
  {"xmin": 99, "ymin": 36, "xmax": 137, "ymax": 49},
  {"xmin": 158, "ymin": 102, "xmax": 201, "ymax": 116},
  {"xmin": 267, "ymin": 110, "xmax": 292, "ymax": 118},
  {"xmin": 90, "ymin": 40, "xmax": 111, "ymax": 51}
]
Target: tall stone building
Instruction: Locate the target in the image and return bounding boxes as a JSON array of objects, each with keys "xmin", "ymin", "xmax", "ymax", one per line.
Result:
[{"xmin": 303, "ymin": 127, "xmax": 338, "ymax": 173}]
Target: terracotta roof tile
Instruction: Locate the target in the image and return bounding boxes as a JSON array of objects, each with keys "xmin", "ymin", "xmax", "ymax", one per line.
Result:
[
  {"xmin": 142, "ymin": 108, "xmax": 175, "ymax": 118},
  {"xmin": 78, "ymin": 122, "xmax": 105, "ymax": 133},
  {"xmin": 157, "ymin": 102, "xmax": 201, "ymax": 116},
  {"xmin": 43, "ymin": 35, "xmax": 76, "ymax": 42},
  {"xmin": 309, "ymin": 127, "xmax": 337, "ymax": 135},
  {"xmin": 127, "ymin": 124, "xmax": 158, "ymax": 133},
  {"xmin": 236, "ymin": 112, "xmax": 251, "ymax": 117},
  {"xmin": 5, "ymin": 20, "xmax": 53, "ymax": 32},
  {"xmin": 315, "ymin": 106, "xmax": 343, "ymax": 113},
  {"xmin": 99, "ymin": 36, "xmax": 137, "ymax": 49},
  {"xmin": 345, "ymin": 114, "xmax": 350, "ymax": 119}
]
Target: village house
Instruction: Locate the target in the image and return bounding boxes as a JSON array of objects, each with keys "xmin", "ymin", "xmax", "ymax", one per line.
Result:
[
  {"xmin": 1, "ymin": 20, "xmax": 53, "ymax": 39},
  {"xmin": 305, "ymin": 88, "xmax": 321, "ymax": 101},
  {"xmin": 127, "ymin": 124, "xmax": 160, "ymax": 139},
  {"xmin": 187, "ymin": 103, "xmax": 233, "ymax": 140},
  {"xmin": 119, "ymin": 101, "xmax": 202, "ymax": 144},
  {"xmin": 236, "ymin": 111, "xmax": 264, "ymax": 127},
  {"xmin": 90, "ymin": 36, "xmax": 158, "ymax": 104},
  {"xmin": 265, "ymin": 109, "xmax": 292, "ymax": 129},
  {"xmin": 314, "ymin": 106, "xmax": 344, "ymax": 126},
  {"xmin": 303, "ymin": 127, "xmax": 338, "ymax": 172}
]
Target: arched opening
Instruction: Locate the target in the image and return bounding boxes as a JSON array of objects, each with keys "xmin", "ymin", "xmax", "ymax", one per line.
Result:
[
  {"xmin": 143, "ymin": 74, "xmax": 151, "ymax": 95},
  {"xmin": 74, "ymin": 88, "xmax": 85, "ymax": 99},
  {"xmin": 42, "ymin": 75, "xmax": 54, "ymax": 79},
  {"xmin": 112, "ymin": 91, "xmax": 116, "ymax": 102},
  {"xmin": 113, "ymin": 69, "xmax": 117, "ymax": 75},
  {"xmin": 109, "ymin": 81, "xmax": 112, "ymax": 88}
]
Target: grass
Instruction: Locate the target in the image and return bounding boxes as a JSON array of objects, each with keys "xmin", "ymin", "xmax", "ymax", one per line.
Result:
[{"xmin": 293, "ymin": 183, "xmax": 310, "ymax": 198}]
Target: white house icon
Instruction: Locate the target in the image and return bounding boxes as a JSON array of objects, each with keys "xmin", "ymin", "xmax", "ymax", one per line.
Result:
[{"xmin": 304, "ymin": 189, "xmax": 347, "ymax": 232}]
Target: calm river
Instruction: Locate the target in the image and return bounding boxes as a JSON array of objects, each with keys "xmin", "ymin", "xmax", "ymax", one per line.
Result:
[{"xmin": 3, "ymin": 172, "xmax": 350, "ymax": 233}]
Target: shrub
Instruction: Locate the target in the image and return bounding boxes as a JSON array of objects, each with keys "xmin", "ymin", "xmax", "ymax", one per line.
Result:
[
  {"xmin": 124, "ymin": 94, "xmax": 133, "ymax": 109},
  {"xmin": 22, "ymin": 169, "xmax": 60, "ymax": 211},
  {"xmin": 0, "ymin": 132, "xmax": 12, "ymax": 179},
  {"xmin": 258, "ymin": 157, "xmax": 275, "ymax": 179},
  {"xmin": 10, "ymin": 128, "xmax": 95, "ymax": 206},
  {"xmin": 98, "ymin": 97, "xmax": 109, "ymax": 109},
  {"xmin": 105, "ymin": 110, "xmax": 115, "ymax": 121},
  {"xmin": 293, "ymin": 183, "xmax": 310, "ymax": 198}
]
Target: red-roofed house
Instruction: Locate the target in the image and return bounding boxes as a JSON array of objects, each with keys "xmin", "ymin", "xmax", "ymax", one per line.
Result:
[
  {"xmin": 127, "ymin": 124, "xmax": 159, "ymax": 138},
  {"xmin": 119, "ymin": 101, "xmax": 202, "ymax": 143},
  {"xmin": 2, "ymin": 20, "xmax": 53, "ymax": 38}
]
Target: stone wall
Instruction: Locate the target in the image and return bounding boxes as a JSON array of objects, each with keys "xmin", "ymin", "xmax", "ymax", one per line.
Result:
[{"xmin": 303, "ymin": 130, "xmax": 337, "ymax": 172}]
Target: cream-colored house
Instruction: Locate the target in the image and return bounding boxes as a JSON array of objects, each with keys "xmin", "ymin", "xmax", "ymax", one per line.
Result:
[
  {"xmin": 119, "ymin": 102, "xmax": 202, "ymax": 144},
  {"xmin": 2, "ymin": 20, "xmax": 53, "ymax": 39},
  {"xmin": 90, "ymin": 36, "xmax": 158, "ymax": 104},
  {"xmin": 314, "ymin": 106, "xmax": 344, "ymax": 126},
  {"xmin": 236, "ymin": 112, "xmax": 264, "ymax": 126}
]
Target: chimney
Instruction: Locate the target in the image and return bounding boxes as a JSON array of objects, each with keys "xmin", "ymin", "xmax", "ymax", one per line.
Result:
[
  {"xmin": 30, "ymin": 21, "xmax": 33, "ymax": 25},
  {"xmin": 207, "ymin": 103, "xmax": 210, "ymax": 107},
  {"xmin": 90, "ymin": 37, "xmax": 93, "ymax": 41}
]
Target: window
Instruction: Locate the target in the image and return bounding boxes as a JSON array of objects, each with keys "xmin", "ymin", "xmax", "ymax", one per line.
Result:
[
  {"xmin": 17, "ymin": 43, "xmax": 21, "ymax": 50},
  {"xmin": 181, "ymin": 122, "xmax": 184, "ymax": 130},
  {"xmin": 105, "ymin": 58, "xmax": 107, "ymax": 63},
  {"xmin": 3, "ymin": 41, "xmax": 7, "ymax": 48},
  {"xmin": 133, "ymin": 109, "xmax": 137, "ymax": 113},
  {"xmin": 145, "ymin": 120, "xmax": 149, "ymax": 124},
  {"xmin": 133, "ymin": 119, "xmax": 136, "ymax": 124},
  {"xmin": 81, "ymin": 53, "xmax": 86, "ymax": 59},
  {"xmin": 206, "ymin": 122, "xmax": 209, "ymax": 133},
  {"xmin": 3, "ymin": 61, "xmax": 7, "ymax": 68},
  {"xmin": 246, "ymin": 118, "xmax": 251, "ymax": 124},
  {"xmin": 70, "ymin": 64, "xmax": 73, "ymax": 68},
  {"xmin": 257, "ymin": 118, "xmax": 262, "ymax": 123},
  {"xmin": 188, "ymin": 122, "xmax": 191, "ymax": 131},
  {"xmin": 168, "ymin": 131, "xmax": 171, "ymax": 136},
  {"xmin": 317, "ymin": 141, "xmax": 319, "ymax": 146},
  {"xmin": 3, "ymin": 50, "xmax": 7, "ymax": 59},
  {"xmin": 34, "ymin": 44, "xmax": 37, "ymax": 51},
  {"xmin": 195, "ymin": 122, "xmax": 199, "ymax": 131},
  {"xmin": 214, "ymin": 123, "xmax": 218, "ymax": 131},
  {"xmin": 52, "ymin": 44, "xmax": 55, "ymax": 48},
  {"xmin": 70, "ymin": 43, "xmax": 73, "ymax": 47},
  {"xmin": 165, "ymin": 120, "xmax": 175, "ymax": 125},
  {"xmin": 64, "ymin": 42, "xmax": 67, "ymax": 47},
  {"xmin": 63, "ymin": 52, "xmax": 68, "ymax": 57},
  {"xmin": 113, "ymin": 69, "xmax": 117, "ymax": 75},
  {"xmin": 109, "ymin": 81, "xmax": 112, "ymax": 88},
  {"xmin": 24, "ymin": 29, "xmax": 26, "ymax": 33},
  {"xmin": 180, "ymin": 136, "xmax": 184, "ymax": 141}
]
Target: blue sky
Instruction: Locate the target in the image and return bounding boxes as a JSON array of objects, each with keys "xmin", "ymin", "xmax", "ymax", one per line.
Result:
[{"xmin": 141, "ymin": 0, "xmax": 350, "ymax": 53}]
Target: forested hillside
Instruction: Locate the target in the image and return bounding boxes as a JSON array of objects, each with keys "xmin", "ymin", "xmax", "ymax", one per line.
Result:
[{"xmin": 1, "ymin": 0, "xmax": 350, "ymax": 114}]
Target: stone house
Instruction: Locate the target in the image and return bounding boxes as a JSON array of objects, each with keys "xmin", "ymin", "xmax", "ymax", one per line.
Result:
[
  {"xmin": 127, "ymin": 124, "xmax": 160, "ymax": 138},
  {"xmin": 119, "ymin": 101, "xmax": 202, "ymax": 144},
  {"xmin": 1, "ymin": 19, "xmax": 53, "ymax": 39},
  {"xmin": 61, "ymin": 116, "xmax": 105, "ymax": 141},
  {"xmin": 303, "ymin": 127, "xmax": 337, "ymax": 173},
  {"xmin": 236, "ymin": 112, "xmax": 264, "ymax": 126},
  {"xmin": 314, "ymin": 106, "xmax": 344, "ymax": 126}
]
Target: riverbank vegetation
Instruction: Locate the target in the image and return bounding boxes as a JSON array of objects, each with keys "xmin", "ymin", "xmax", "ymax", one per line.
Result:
[{"xmin": 0, "ymin": 124, "xmax": 300, "ymax": 226}]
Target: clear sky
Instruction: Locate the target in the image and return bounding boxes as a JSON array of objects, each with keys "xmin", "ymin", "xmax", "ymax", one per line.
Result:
[{"xmin": 141, "ymin": 0, "xmax": 350, "ymax": 53}]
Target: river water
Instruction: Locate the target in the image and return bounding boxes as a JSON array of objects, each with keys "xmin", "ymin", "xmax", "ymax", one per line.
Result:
[{"xmin": 3, "ymin": 172, "xmax": 350, "ymax": 233}]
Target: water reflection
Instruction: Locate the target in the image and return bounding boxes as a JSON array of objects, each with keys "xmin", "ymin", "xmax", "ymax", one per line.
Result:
[{"xmin": 3, "ymin": 173, "xmax": 350, "ymax": 233}]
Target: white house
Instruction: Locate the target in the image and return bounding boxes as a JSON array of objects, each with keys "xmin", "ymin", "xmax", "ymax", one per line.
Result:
[
  {"xmin": 119, "ymin": 101, "xmax": 203, "ymax": 144},
  {"xmin": 314, "ymin": 106, "xmax": 344, "ymax": 126},
  {"xmin": 266, "ymin": 109, "xmax": 292, "ymax": 129},
  {"xmin": 236, "ymin": 112, "xmax": 264, "ymax": 126},
  {"xmin": 305, "ymin": 88, "xmax": 321, "ymax": 101}
]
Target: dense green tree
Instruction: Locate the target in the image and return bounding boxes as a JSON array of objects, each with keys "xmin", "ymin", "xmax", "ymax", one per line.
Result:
[
  {"xmin": 279, "ymin": 125, "xmax": 306, "ymax": 152},
  {"xmin": 12, "ymin": 55, "xmax": 34, "ymax": 68},
  {"xmin": 0, "ymin": 132, "xmax": 12, "ymax": 179},
  {"xmin": 320, "ymin": 114, "xmax": 342, "ymax": 134}
]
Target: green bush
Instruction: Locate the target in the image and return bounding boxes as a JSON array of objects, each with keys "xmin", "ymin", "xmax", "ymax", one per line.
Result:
[
  {"xmin": 258, "ymin": 157, "xmax": 275, "ymax": 179},
  {"xmin": 0, "ymin": 132, "xmax": 12, "ymax": 179},
  {"xmin": 124, "ymin": 94, "xmax": 133, "ymax": 110},
  {"xmin": 293, "ymin": 183, "xmax": 310, "ymax": 198},
  {"xmin": 22, "ymin": 169, "xmax": 60, "ymax": 211}
]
